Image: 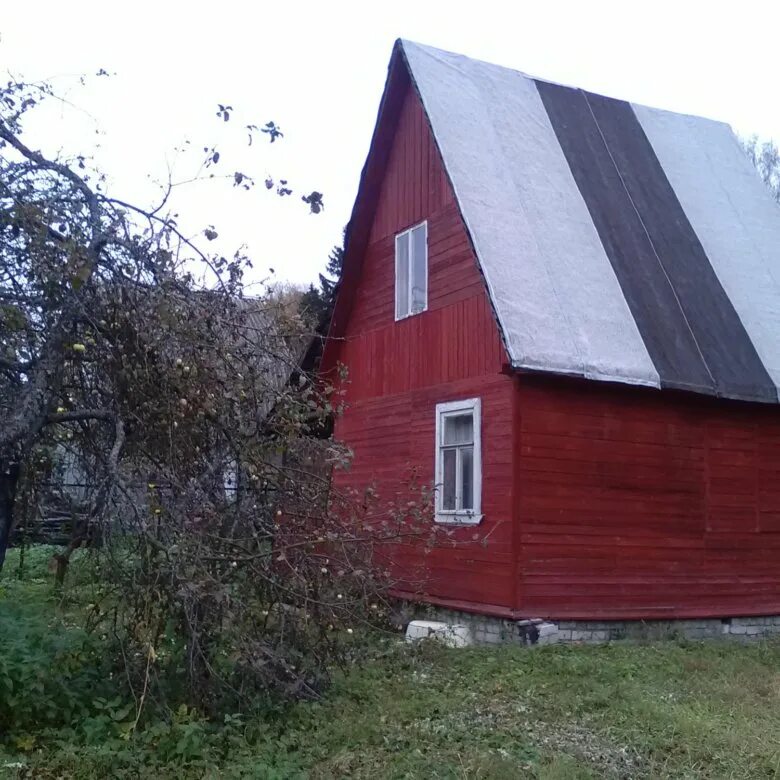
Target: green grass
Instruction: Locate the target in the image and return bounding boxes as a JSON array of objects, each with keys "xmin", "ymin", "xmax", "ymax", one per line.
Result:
[
  {"xmin": 268, "ymin": 640, "xmax": 780, "ymax": 779},
  {"xmin": 2, "ymin": 547, "xmax": 780, "ymax": 778}
]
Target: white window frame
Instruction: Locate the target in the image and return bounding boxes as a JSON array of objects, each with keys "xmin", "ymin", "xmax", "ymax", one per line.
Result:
[
  {"xmin": 434, "ymin": 397, "xmax": 482, "ymax": 525},
  {"xmin": 394, "ymin": 220, "xmax": 428, "ymax": 321}
]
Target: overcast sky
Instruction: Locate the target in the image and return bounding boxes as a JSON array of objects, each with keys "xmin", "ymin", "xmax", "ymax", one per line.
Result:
[{"xmin": 3, "ymin": 1, "xmax": 779, "ymax": 291}]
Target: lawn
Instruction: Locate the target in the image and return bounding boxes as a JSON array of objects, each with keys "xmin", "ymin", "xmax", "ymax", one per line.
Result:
[{"xmin": 2, "ymin": 548, "xmax": 780, "ymax": 778}]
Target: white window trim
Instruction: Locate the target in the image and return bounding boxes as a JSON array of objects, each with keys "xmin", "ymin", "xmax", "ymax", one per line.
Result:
[
  {"xmin": 394, "ymin": 220, "xmax": 428, "ymax": 321},
  {"xmin": 434, "ymin": 397, "xmax": 482, "ymax": 525}
]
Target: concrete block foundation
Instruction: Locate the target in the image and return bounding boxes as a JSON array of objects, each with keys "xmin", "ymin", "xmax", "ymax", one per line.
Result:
[{"xmin": 408, "ymin": 607, "xmax": 780, "ymax": 646}]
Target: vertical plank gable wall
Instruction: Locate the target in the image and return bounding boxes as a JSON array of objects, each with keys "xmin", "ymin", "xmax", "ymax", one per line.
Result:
[{"xmin": 331, "ymin": 83, "xmax": 516, "ymax": 611}]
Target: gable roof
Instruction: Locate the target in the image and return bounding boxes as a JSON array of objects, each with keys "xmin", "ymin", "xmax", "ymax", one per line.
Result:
[{"xmin": 327, "ymin": 39, "xmax": 780, "ymax": 404}]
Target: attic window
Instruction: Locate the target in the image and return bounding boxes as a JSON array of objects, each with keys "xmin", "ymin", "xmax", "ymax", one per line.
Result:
[
  {"xmin": 395, "ymin": 221, "xmax": 427, "ymax": 320},
  {"xmin": 435, "ymin": 398, "xmax": 482, "ymax": 525}
]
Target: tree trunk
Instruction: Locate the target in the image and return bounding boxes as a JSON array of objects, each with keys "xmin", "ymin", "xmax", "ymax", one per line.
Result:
[{"xmin": 0, "ymin": 460, "xmax": 21, "ymax": 573}]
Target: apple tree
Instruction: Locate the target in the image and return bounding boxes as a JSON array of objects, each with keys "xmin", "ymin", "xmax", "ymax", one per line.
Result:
[{"xmin": 0, "ymin": 75, "xmax": 435, "ymax": 709}]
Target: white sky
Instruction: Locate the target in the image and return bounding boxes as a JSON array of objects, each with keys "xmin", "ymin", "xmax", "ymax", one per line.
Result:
[{"xmin": 3, "ymin": 0, "xmax": 780, "ymax": 290}]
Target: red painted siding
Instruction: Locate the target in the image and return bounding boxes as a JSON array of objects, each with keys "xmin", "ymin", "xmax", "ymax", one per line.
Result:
[
  {"xmin": 329, "ymin": 83, "xmax": 515, "ymax": 610},
  {"xmin": 516, "ymin": 375, "xmax": 780, "ymax": 619}
]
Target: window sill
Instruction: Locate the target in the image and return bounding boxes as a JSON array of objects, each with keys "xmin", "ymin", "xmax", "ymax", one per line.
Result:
[
  {"xmin": 394, "ymin": 308, "xmax": 427, "ymax": 322},
  {"xmin": 435, "ymin": 513, "xmax": 483, "ymax": 526}
]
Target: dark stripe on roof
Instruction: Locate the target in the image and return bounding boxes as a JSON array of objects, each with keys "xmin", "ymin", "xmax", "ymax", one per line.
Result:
[
  {"xmin": 535, "ymin": 79, "xmax": 716, "ymax": 396},
  {"xmin": 583, "ymin": 91, "xmax": 777, "ymax": 403}
]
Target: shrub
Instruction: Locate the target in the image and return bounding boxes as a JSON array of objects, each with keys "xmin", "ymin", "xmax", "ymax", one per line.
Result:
[{"xmin": 0, "ymin": 583, "xmax": 116, "ymax": 739}]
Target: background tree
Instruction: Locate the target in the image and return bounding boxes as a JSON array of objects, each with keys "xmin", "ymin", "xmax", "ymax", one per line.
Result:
[
  {"xmin": 742, "ymin": 134, "xmax": 780, "ymax": 202},
  {"xmin": 299, "ymin": 240, "xmax": 344, "ymax": 330}
]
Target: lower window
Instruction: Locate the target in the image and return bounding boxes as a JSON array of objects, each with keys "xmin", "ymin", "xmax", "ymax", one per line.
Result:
[{"xmin": 434, "ymin": 397, "xmax": 482, "ymax": 524}]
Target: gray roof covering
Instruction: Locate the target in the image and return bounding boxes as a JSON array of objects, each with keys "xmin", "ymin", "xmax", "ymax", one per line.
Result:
[{"xmin": 400, "ymin": 40, "xmax": 780, "ymax": 403}]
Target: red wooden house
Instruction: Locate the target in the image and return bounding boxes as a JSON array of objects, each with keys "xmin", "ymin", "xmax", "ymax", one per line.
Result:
[{"xmin": 321, "ymin": 40, "xmax": 780, "ymax": 628}]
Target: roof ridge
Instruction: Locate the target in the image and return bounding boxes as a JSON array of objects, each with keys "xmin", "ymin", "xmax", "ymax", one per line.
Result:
[{"xmin": 398, "ymin": 38, "xmax": 732, "ymax": 128}]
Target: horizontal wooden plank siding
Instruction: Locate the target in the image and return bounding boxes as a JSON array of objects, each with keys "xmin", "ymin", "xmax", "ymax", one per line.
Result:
[
  {"xmin": 335, "ymin": 377, "xmax": 515, "ymax": 607},
  {"xmin": 517, "ymin": 375, "xmax": 780, "ymax": 619},
  {"xmin": 330, "ymin": 83, "xmax": 515, "ymax": 610}
]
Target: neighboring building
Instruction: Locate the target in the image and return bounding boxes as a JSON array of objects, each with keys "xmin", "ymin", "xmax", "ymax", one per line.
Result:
[
  {"xmin": 321, "ymin": 39, "xmax": 780, "ymax": 628},
  {"xmin": 13, "ymin": 296, "xmax": 305, "ymax": 548}
]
